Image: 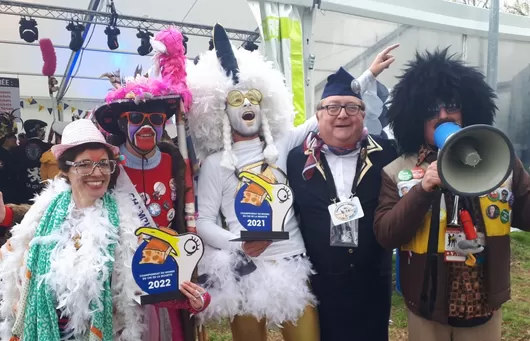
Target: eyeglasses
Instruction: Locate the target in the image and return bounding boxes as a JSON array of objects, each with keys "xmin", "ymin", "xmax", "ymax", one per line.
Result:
[
  {"xmin": 319, "ymin": 104, "xmax": 363, "ymax": 116},
  {"xmin": 120, "ymin": 112, "xmax": 167, "ymax": 126},
  {"xmin": 427, "ymin": 100, "xmax": 461, "ymax": 115},
  {"xmin": 226, "ymin": 89, "xmax": 263, "ymax": 107},
  {"xmin": 66, "ymin": 159, "xmax": 117, "ymax": 176}
]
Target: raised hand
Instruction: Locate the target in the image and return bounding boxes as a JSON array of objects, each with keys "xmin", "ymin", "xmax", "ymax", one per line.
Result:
[{"xmin": 369, "ymin": 43, "xmax": 400, "ymax": 77}]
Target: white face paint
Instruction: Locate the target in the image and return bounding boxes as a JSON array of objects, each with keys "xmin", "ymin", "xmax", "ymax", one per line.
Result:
[{"xmin": 226, "ymin": 93, "xmax": 262, "ymax": 137}]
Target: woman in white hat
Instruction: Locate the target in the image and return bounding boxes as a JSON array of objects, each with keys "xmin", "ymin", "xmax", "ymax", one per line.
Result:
[{"xmin": 0, "ymin": 119, "xmax": 209, "ymax": 341}]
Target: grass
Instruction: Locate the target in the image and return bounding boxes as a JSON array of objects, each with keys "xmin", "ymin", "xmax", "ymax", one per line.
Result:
[{"xmin": 204, "ymin": 232, "xmax": 530, "ymax": 341}]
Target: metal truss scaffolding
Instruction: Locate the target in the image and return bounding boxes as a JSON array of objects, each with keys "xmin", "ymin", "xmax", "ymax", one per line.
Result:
[{"xmin": 0, "ymin": 0, "xmax": 261, "ymax": 42}]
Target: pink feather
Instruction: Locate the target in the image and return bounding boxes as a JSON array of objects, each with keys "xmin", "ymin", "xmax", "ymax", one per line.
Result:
[
  {"xmin": 104, "ymin": 27, "xmax": 193, "ymax": 113},
  {"xmin": 153, "ymin": 27, "xmax": 192, "ymax": 112},
  {"xmin": 39, "ymin": 38, "xmax": 57, "ymax": 77}
]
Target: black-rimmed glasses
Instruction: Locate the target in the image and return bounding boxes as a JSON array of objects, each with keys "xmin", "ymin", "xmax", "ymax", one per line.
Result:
[
  {"xmin": 66, "ymin": 159, "xmax": 117, "ymax": 176},
  {"xmin": 319, "ymin": 104, "xmax": 363, "ymax": 116}
]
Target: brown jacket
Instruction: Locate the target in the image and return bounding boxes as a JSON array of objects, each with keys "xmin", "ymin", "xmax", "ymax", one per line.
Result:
[{"xmin": 374, "ymin": 154, "xmax": 530, "ymax": 325}]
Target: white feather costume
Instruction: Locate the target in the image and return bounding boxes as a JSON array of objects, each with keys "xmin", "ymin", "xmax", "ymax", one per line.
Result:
[
  {"xmin": 186, "ymin": 24, "xmax": 318, "ymax": 327},
  {"xmin": 0, "ymin": 178, "xmax": 145, "ymax": 341}
]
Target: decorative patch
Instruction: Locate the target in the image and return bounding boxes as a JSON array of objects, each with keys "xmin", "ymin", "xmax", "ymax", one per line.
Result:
[{"xmin": 24, "ymin": 143, "xmax": 41, "ymax": 161}]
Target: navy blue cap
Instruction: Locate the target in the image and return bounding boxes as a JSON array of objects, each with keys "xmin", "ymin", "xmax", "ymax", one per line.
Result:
[{"xmin": 321, "ymin": 67, "xmax": 361, "ymax": 100}]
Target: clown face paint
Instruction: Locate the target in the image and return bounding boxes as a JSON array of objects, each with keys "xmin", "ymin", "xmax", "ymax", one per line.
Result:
[
  {"xmin": 226, "ymin": 89, "xmax": 263, "ymax": 137},
  {"xmin": 122, "ymin": 112, "xmax": 166, "ymax": 153}
]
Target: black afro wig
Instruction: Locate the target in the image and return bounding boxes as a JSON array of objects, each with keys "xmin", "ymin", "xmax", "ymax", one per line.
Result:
[{"xmin": 388, "ymin": 47, "xmax": 497, "ymax": 155}]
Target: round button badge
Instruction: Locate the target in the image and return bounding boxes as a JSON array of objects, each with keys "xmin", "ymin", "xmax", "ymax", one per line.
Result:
[
  {"xmin": 411, "ymin": 167, "xmax": 425, "ymax": 179},
  {"xmin": 398, "ymin": 169, "xmax": 413, "ymax": 182},
  {"xmin": 148, "ymin": 203, "xmax": 162, "ymax": 217},
  {"xmin": 154, "ymin": 182, "xmax": 167, "ymax": 196},
  {"xmin": 167, "ymin": 208, "xmax": 175, "ymax": 222}
]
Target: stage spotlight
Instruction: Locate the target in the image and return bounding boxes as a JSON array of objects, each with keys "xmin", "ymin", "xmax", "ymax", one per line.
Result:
[
  {"xmin": 136, "ymin": 29, "xmax": 153, "ymax": 56},
  {"xmin": 105, "ymin": 26, "xmax": 120, "ymax": 50},
  {"xmin": 19, "ymin": 17, "xmax": 38, "ymax": 43},
  {"xmin": 66, "ymin": 22, "xmax": 85, "ymax": 52},
  {"xmin": 242, "ymin": 40, "xmax": 259, "ymax": 52},
  {"xmin": 182, "ymin": 34, "xmax": 189, "ymax": 55}
]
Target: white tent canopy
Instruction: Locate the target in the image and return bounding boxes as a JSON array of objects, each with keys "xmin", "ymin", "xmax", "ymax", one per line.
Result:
[{"xmin": 2, "ymin": 0, "xmax": 530, "ymax": 155}]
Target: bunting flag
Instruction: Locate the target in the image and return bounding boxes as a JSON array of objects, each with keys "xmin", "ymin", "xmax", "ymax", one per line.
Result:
[{"xmin": 18, "ymin": 97, "xmax": 92, "ymax": 118}]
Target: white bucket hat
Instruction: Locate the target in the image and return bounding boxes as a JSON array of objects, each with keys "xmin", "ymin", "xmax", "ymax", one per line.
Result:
[{"xmin": 51, "ymin": 119, "xmax": 120, "ymax": 159}]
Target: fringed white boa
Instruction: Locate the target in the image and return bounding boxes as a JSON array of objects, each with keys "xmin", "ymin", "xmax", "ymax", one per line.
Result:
[
  {"xmin": 196, "ymin": 246, "xmax": 317, "ymax": 326},
  {"xmin": 0, "ymin": 179, "xmax": 145, "ymax": 341}
]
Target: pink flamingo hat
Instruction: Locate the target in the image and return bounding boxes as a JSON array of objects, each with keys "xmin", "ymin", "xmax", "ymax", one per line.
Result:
[{"xmin": 94, "ymin": 27, "xmax": 192, "ymax": 135}]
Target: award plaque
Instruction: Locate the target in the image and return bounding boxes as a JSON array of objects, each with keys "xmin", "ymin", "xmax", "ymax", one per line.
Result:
[
  {"xmin": 231, "ymin": 170, "xmax": 292, "ymax": 242},
  {"xmin": 132, "ymin": 226, "xmax": 204, "ymax": 305}
]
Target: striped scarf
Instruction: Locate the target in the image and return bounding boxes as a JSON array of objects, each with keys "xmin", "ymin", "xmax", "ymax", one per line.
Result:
[
  {"xmin": 14, "ymin": 190, "xmax": 119, "ymax": 341},
  {"xmin": 302, "ymin": 129, "xmax": 368, "ymax": 180}
]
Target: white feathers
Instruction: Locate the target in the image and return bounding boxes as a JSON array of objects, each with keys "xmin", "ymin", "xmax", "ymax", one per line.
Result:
[
  {"xmin": 187, "ymin": 48, "xmax": 295, "ymax": 161},
  {"xmin": 196, "ymin": 248, "xmax": 316, "ymax": 326},
  {"xmin": 35, "ymin": 202, "xmax": 119, "ymax": 339},
  {"xmin": 0, "ymin": 178, "xmax": 146, "ymax": 340}
]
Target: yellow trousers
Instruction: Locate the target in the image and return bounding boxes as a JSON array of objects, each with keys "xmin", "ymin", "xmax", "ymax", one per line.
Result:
[{"xmin": 230, "ymin": 304, "xmax": 320, "ymax": 341}]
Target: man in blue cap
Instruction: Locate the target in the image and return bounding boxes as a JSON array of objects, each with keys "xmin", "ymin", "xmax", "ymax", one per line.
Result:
[{"xmin": 287, "ymin": 52, "xmax": 399, "ymax": 340}]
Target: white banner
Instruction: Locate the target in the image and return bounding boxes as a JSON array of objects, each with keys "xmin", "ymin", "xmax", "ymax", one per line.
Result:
[{"xmin": 0, "ymin": 77, "xmax": 21, "ymax": 118}]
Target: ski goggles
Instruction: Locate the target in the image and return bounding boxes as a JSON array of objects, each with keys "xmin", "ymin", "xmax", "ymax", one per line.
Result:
[
  {"xmin": 226, "ymin": 89, "xmax": 263, "ymax": 107},
  {"xmin": 120, "ymin": 111, "xmax": 167, "ymax": 126}
]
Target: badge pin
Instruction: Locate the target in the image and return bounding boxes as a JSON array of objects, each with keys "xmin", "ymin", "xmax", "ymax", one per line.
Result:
[
  {"xmin": 140, "ymin": 192, "xmax": 150, "ymax": 205},
  {"xmin": 154, "ymin": 182, "xmax": 167, "ymax": 196},
  {"xmin": 171, "ymin": 191, "xmax": 177, "ymax": 201},
  {"xmin": 411, "ymin": 167, "xmax": 425, "ymax": 179},
  {"xmin": 485, "ymin": 204, "xmax": 500, "ymax": 220},
  {"xmin": 398, "ymin": 169, "xmax": 413, "ymax": 181},
  {"xmin": 169, "ymin": 178, "xmax": 177, "ymax": 191},
  {"xmin": 167, "ymin": 208, "xmax": 175, "ymax": 222},
  {"xmin": 487, "ymin": 190, "xmax": 499, "ymax": 202},
  {"xmin": 500, "ymin": 209, "xmax": 510, "ymax": 224},
  {"xmin": 148, "ymin": 203, "xmax": 162, "ymax": 217},
  {"xmin": 163, "ymin": 201, "xmax": 171, "ymax": 210},
  {"xmin": 509, "ymin": 194, "xmax": 515, "ymax": 208}
]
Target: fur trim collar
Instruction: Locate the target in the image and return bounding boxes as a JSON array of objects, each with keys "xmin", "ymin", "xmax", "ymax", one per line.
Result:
[{"xmin": 0, "ymin": 179, "xmax": 145, "ymax": 340}]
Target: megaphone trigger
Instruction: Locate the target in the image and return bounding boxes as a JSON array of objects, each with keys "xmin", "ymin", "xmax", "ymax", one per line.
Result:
[{"xmin": 434, "ymin": 122, "xmax": 515, "ymax": 197}]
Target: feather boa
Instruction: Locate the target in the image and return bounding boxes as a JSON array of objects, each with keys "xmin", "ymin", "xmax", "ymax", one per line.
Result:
[
  {"xmin": 196, "ymin": 247, "xmax": 316, "ymax": 326},
  {"xmin": 0, "ymin": 179, "xmax": 145, "ymax": 341}
]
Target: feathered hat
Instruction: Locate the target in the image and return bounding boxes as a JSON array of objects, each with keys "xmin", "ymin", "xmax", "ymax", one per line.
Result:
[
  {"xmin": 187, "ymin": 23, "xmax": 294, "ymax": 169},
  {"xmin": 388, "ymin": 48, "xmax": 497, "ymax": 154},
  {"xmin": 94, "ymin": 27, "xmax": 192, "ymax": 135},
  {"xmin": 0, "ymin": 109, "xmax": 18, "ymax": 140}
]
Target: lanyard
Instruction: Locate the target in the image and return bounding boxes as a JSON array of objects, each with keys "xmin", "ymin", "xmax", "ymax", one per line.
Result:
[{"xmin": 320, "ymin": 144, "xmax": 367, "ymax": 203}]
